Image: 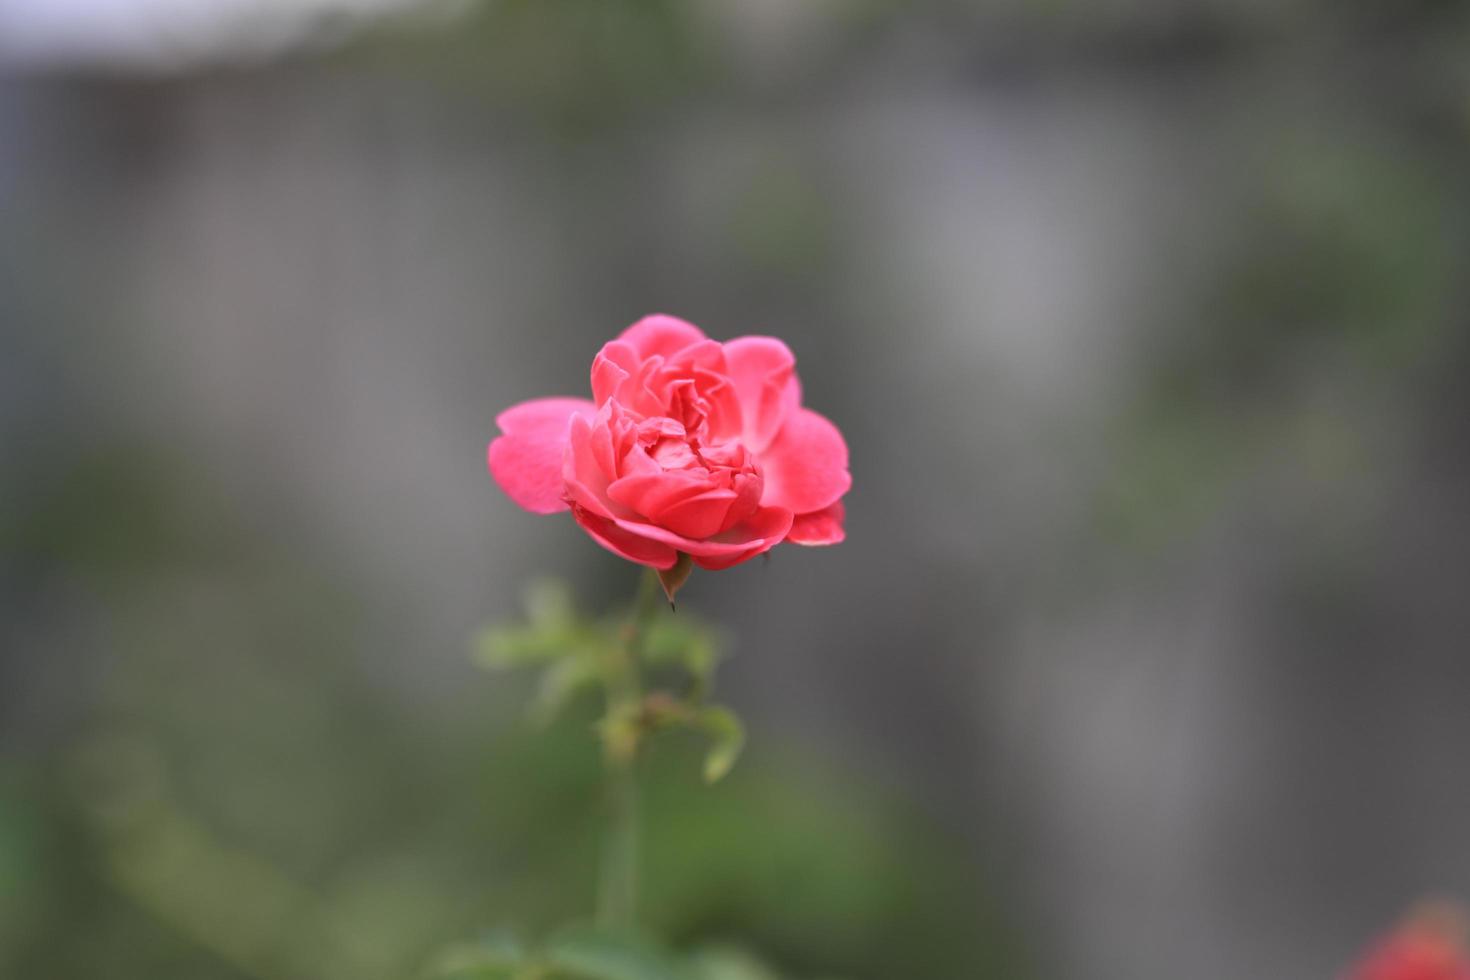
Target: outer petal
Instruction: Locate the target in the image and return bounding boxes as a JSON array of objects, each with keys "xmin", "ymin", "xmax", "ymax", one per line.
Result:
[
  {"xmin": 618, "ymin": 314, "xmax": 706, "ymax": 360},
  {"xmin": 607, "ymin": 470, "xmax": 715, "ymax": 521},
  {"xmin": 723, "ymin": 335, "xmax": 802, "ymax": 453},
  {"xmin": 563, "ymin": 412, "xmax": 623, "ymax": 519},
  {"xmin": 690, "ymin": 506, "xmax": 797, "ymax": 570},
  {"xmin": 572, "ymin": 505, "xmax": 679, "ymax": 569},
  {"xmin": 786, "ymin": 500, "xmax": 846, "ymax": 546},
  {"xmin": 487, "ymin": 397, "xmax": 596, "ymax": 514},
  {"xmin": 590, "ymin": 341, "xmax": 638, "ymax": 407},
  {"xmin": 757, "ymin": 408, "xmax": 851, "ymax": 514},
  {"xmin": 610, "ymin": 504, "xmax": 792, "ymax": 560},
  {"xmin": 656, "ymin": 488, "xmax": 739, "ymax": 540}
]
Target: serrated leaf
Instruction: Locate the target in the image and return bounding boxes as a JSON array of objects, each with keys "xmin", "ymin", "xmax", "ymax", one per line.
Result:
[
  {"xmin": 543, "ymin": 926, "xmax": 691, "ymax": 980},
  {"xmin": 698, "ymin": 706, "xmax": 744, "ymax": 783}
]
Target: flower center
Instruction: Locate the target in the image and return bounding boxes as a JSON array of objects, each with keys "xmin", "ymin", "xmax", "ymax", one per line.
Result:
[
  {"xmin": 665, "ymin": 379, "xmax": 711, "ymax": 442},
  {"xmin": 651, "ymin": 436, "xmax": 700, "ymax": 470},
  {"xmin": 634, "ymin": 415, "xmax": 759, "ymax": 489}
]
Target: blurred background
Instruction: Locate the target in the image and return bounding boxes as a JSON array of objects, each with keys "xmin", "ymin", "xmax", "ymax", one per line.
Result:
[{"xmin": 4, "ymin": 1, "xmax": 1470, "ymax": 978}]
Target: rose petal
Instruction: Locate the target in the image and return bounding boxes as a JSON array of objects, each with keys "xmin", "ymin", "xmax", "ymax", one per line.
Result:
[
  {"xmin": 757, "ymin": 408, "xmax": 851, "ymax": 514},
  {"xmin": 697, "ymin": 373, "xmax": 745, "ymax": 444},
  {"xmin": 590, "ymin": 341, "xmax": 638, "ymax": 407},
  {"xmin": 786, "ymin": 500, "xmax": 846, "ymax": 546},
  {"xmin": 572, "ymin": 505, "xmax": 679, "ymax": 569},
  {"xmin": 592, "ymin": 341, "xmax": 671, "ymax": 418},
  {"xmin": 606, "ymin": 470, "xmax": 714, "ymax": 519},
  {"xmin": 688, "ymin": 548, "xmax": 767, "ymax": 571},
  {"xmin": 723, "ymin": 335, "xmax": 802, "ymax": 453},
  {"xmin": 722, "ymin": 470, "xmax": 763, "ymax": 532},
  {"xmin": 487, "ymin": 397, "xmax": 596, "ymax": 514},
  {"xmin": 618, "ymin": 314, "xmax": 706, "ymax": 360},
  {"xmin": 656, "ymin": 487, "xmax": 739, "ymax": 540},
  {"xmin": 611, "ymin": 504, "xmax": 792, "ymax": 560},
  {"xmin": 563, "ymin": 413, "xmax": 621, "ymax": 518},
  {"xmin": 690, "ymin": 506, "xmax": 796, "ymax": 570},
  {"xmin": 665, "ymin": 339, "xmax": 728, "ymax": 374}
]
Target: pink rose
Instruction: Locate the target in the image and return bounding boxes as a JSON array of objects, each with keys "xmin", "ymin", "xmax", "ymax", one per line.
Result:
[
  {"xmin": 488, "ymin": 315, "xmax": 850, "ymax": 572},
  {"xmin": 1346, "ymin": 905, "xmax": 1470, "ymax": 980}
]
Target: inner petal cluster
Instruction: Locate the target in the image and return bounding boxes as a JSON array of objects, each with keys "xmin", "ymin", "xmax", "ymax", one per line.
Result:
[
  {"xmin": 591, "ymin": 340, "xmax": 744, "ymax": 446},
  {"xmin": 571, "ymin": 396, "xmax": 763, "ymax": 541}
]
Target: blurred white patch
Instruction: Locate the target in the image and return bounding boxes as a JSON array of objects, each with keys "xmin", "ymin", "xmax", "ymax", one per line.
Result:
[{"xmin": 0, "ymin": 0, "xmax": 464, "ymax": 70}]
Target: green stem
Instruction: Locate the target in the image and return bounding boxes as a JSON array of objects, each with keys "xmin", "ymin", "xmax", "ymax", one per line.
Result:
[
  {"xmin": 597, "ymin": 751, "xmax": 638, "ymax": 931},
  {"xmin": 596, "ymin": 568, "xmax": 660, "ymax": 931}
]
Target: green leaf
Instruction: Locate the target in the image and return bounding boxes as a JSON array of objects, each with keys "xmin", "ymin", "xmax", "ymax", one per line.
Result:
[
  {"xmin": 528, "ymin": 655, "xmax": 602, "ymax": 725},
  {"xmin": 523, "ymin": 579, "xmax": 574, "ymax": 627},
  {"xmin": 641, "ymin": 617, "xmax": 722, "ymax": 691},
  {"xmin": 474, "ymin": 625, "xmax": 566, "ymax": 669},
  {"xmin": 689, "ymin": 946, "xmax": 781, "ymax": 980},
  {"xmin": 542, "ymin": 926, "xmax": 691, "ymax": 980},
  {"xmin": 698, "ymin": 706, "xmax": 745, "ymax": 784},
  {"xmin": 474, "ymin": 581, "xmax": 606, "ymax": 670},
  {"xmin": 423, "ymin": 929, "xmax": 528, "ymax": 979}
]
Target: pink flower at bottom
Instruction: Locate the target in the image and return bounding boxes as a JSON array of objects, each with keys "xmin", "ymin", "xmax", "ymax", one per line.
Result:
[
  {"xmin": 487, "ymin": 315, "xmax": 850, "ymax": 572},
  {"xmin": 1346, "ymin": 904, "xmax": 1470, "ymax": 980}
]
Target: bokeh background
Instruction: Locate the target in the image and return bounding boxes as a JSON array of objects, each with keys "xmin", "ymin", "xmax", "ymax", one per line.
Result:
[{"xmin": 5, "ymin": 2, "xmax": 1470, "ymax": 978}]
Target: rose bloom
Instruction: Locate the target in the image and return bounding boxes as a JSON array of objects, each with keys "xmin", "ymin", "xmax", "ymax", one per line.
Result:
[
  {"xmin": 488, "ymin": 315, "xmax": 850, "ymax": 573},
  {"xmin": 1346, "ymin": 904, "xmax": 1470, "ymax": 980}
]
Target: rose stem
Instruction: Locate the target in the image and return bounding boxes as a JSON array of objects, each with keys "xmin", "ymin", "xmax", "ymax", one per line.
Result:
[{"xmin": 596, "ymin": 566, "xmax": 660, "ymax": 931}]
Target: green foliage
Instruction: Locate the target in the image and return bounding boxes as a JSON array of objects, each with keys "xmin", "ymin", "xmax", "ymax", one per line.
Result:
[
  {"xmin": 475, "ymin": 581, "xmax": 604, "ymax": 670},
  {"xmin": 641, "ymin": 615, "xmax": 722, "ymax": 699},
  {"xmin": 476, "ymin": 580, "xmax": 743, "ymax": 783},
  {"xmin": 2, "ymin": 444, "xmax": 1029, "ymax": 980},
  {"xmin": 688, "ymin": 948, "xmax": 780, "ymax": 980},
  {"xmin": 20, "ymin": 491, "xmax": 1021, "ymax": 978},
  {"xmin": 543, "ymin": 927, "xmax": 690, "ymax": 980},
  {"xmin": 422, "ymin": 926, "xmax": 838, "ymax": 980},
  {"xmin": 443, "ymin": 580, "xmax": 1009, "ymax": 980},
  {"xmin": 694, "ymin": 708, "xmax": 744, "ymax": 785},
  {"xmin": 423, "ymin": 931, "xmax": 526, "ymax": 980}
]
